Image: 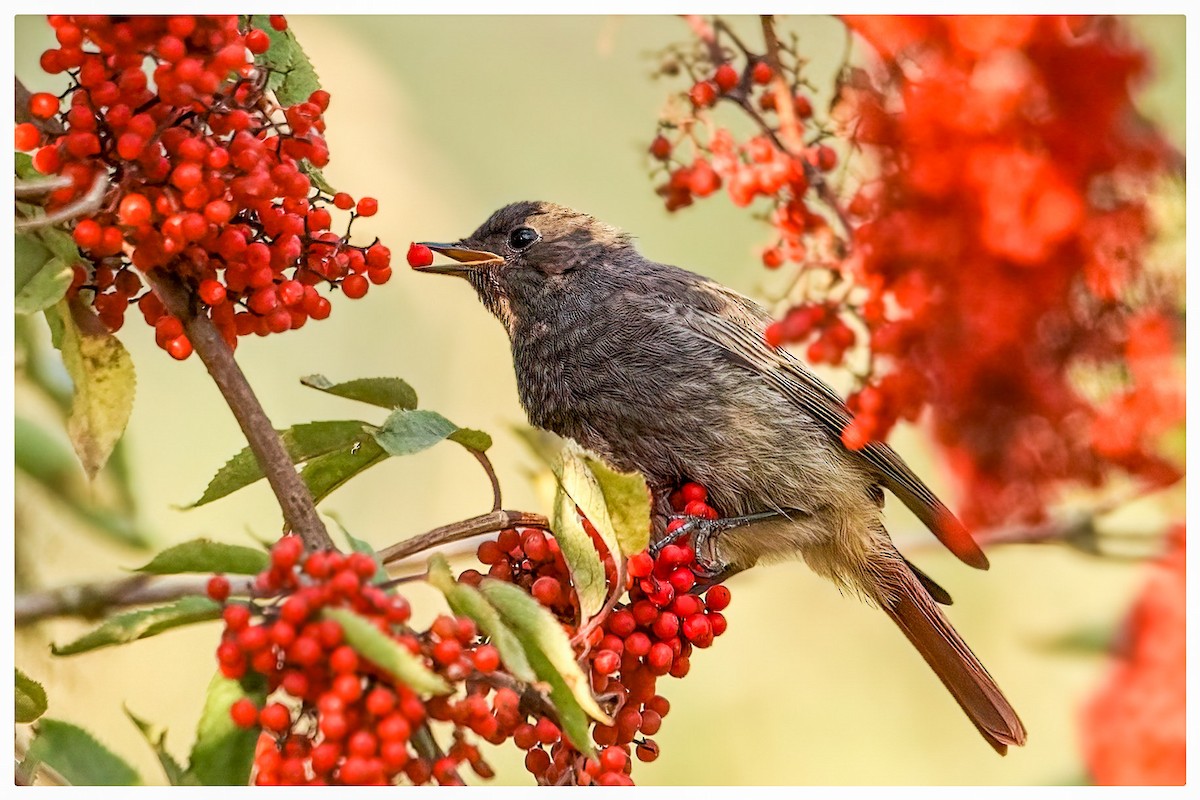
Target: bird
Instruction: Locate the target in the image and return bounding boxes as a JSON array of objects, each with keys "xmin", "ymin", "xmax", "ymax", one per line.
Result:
[{"xmin": 413, "ymin": 200, "xmax": 1026, "ymax": 754}]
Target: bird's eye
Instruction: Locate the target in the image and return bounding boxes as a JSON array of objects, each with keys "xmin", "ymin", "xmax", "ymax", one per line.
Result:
[{"xmin": 508, "ymin": 226, "xmax": 539, "ymax": 251}]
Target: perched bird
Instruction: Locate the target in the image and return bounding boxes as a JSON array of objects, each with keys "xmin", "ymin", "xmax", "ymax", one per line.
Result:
[{"xmin": 414, "ymin": 200, "xmax": 1026, "ymax": 753}]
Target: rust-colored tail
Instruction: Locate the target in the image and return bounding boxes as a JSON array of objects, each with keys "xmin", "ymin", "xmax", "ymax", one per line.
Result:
[{"xmin": 880, "ymin": 562, "xmax": 1027, "ymax": 754}]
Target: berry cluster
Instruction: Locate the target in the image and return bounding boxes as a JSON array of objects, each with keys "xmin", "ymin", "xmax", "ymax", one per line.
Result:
[
  {"xmin": 211, "ymin": 476, "xmax": 732, "ymax": 787},
  {"xmin": 648, "ymin": 25, "xmax": 840, "ymax": 277},
  {"xmin": 21, "ymin": 15, "xmax": 391, "ymax": 359},
  {"xmin": 211, "ymin": 537, "xmax": 493, "ymax": 785},
  {"xmin": 467, "ymin": 480, "xmax": 730, "ymax": 786}
]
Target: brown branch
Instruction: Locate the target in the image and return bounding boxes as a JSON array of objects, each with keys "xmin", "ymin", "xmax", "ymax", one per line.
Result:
[
  {"xmin": 377, "ymin": 510, "xmax": 550, "ymax": 566},
  {"xmin": 143, "ymin": 270, "xmax": 335, "ymax": 550},
  {"xmin": 15, "ymin": 574, "xmax": 256, "ymax": 626}
]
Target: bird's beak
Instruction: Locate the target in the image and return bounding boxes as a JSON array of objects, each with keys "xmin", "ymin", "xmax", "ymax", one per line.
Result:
[{"xmin": 414, "ymin": 242, "xmax": 505, "ymax": 276}]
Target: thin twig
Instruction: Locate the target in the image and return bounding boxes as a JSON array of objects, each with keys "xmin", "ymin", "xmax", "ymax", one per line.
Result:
[
  {"xmin": 471, "ymin": 449, "xmax": 503, "ymax": 512},
  {"xmin": 15, "ymin": 172, "xmax": 109, "ymax": 232},
  {"xmin": 759, "ymin": 15, "xmax": 855, "ymax": 243},
  {"xmin": 143, "ymin": 271, "xmax": 335, "ymax": 551},
  {"xmin": 15, "ymin": 574, "xmax": 256, "ymax": 626},
  {"xmin": 377, "ymin": 510, "xmax": 550, "ymax": 565}
]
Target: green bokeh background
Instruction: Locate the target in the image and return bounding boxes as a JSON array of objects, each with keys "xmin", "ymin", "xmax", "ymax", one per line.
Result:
[{"xmin": 14, "ymin": 15, "xmax": 1185, "ymax": 785}]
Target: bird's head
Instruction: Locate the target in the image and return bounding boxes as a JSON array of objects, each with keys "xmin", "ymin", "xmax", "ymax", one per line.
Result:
[{"xmin": 413, "ymin": 201, "xmax": 634, "ymax": 330}]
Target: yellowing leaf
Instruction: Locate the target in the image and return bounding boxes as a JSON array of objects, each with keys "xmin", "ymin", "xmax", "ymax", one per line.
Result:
[{"xmin": 57, "ymin": 301, "xmax": 136, "ymax": 479}]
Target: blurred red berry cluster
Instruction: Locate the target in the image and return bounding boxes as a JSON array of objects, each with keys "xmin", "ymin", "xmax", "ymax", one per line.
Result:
[
  {"xmin": 836, "ymin": 15, "xmax": 1182, "ymax": 525},
  {"xmin": 657, "ymin": 15, "xmax": 1183, "ymax": 527},
  {"xmin": 1080, "ymin": 524, "xmax": 1184, "ymax": 785},
  {"xmin": 19, "ymin": 15, "xmax": 391, "ymax": 359}
]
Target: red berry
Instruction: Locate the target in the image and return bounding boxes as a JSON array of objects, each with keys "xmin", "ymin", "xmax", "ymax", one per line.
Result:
[
  {"xmin": 704, "ymin": 584, "xmax": 732, "ymax": 611},
  {"xmin": 246, "ymin": 29, "xmax": 270, "ymax": 55},
  {"xmin": 72, "ymin": 219, "xmax": 102, "ymax": 250},
  {"xmin": 28, "ymin": 92, "xmax": 59, "ymax": 119},
  {"xmin": 714, "ymin": 63, "xmax": 739, "ymax": 93},
  {"xmin": 649, "ymin": 135, "xmax": 671, "ymax": 161},
  {"xmin": 406, "ymin": 242, "xmax": 433, "ymax": 268},
  {"xmin": 342, "ymin": 274, "xmax": 369, "ymax": 299},
  {"xmin": 198, "ymin": 279, "xmax": 227, "ymax": 306},
  {"xmin": 117, "ymin": 193, "xmax": 152, "ymax": 227},
  {"xmin": 752, "ymin": 61, "xmax": 773, "ymax": 84},
  {"xmin": 259, "ymin": 702, "xmax": 291, "ymax": 733},
  {"xmin": 269, "ymin": 15, "xmax": 288, "ymax": 30},
  {"xmin": 356, "ymin": 197, "xmax": 378, "ymax": 217},
  {"xmin": 689, "ymin": 81, "xmax": 717, "ymax": 108},
  {"xmin": 14, "ymin": 122, "xmax": 40, "ymax": 151},
  {"xmin": 473, "ymin": 644, "xmax": 501, "ymax": 673},
  {"xmin": 207, "ymin": 575, "xmax": 231, "ymax": 602},
  {"xmin": 627, "ymin": 552, "xmax": 654, "ymax": 578},
  {"xmin": 230, "ymin": 697, "xmax": 258, "ymax": 728}
]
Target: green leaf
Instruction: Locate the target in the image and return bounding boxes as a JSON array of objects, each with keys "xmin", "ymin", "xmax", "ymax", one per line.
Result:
[
  {"xmin": 16, "ymin": 668, "xmax": 48, "ymax": 723},
  {"xmin": 186, "ymin": 672, "xmax": 263, "ymax": 786},
  {"xmin": 552, "ymin": 485, "xmax": 607, "ymax": 620},
  {"xmin": 189, "ymin": 419, "xmax": 371, "ymax": 507},
  {"xmin": 56, "ymin": 300, "xmax": 136, "ymax": 479},
  {"xmin": 522, "ymin": 642, "xmax": 594, "ymax": 756},
  {"xmin": 334, "ymin": 518, "xmax": 388, "ymax": 584},
  {"xmin": 15, "ymin": 235, "xmax": 72, "ymax": 314},
  {"xmin": 126, "ymin": 708, "xmax": 195, "ymax": 786},
  {"xmin": 133, "ymin": 540, "xmax": 269, "ymax": 576},
  {"xmin": 323, "ymin": 608, "xmax": 451, "ymax": 696},
  {"xmin": 26, "ymin": 718, "xmax": 142, "ymax": 785},
  {"xmin": 16, "ymin": 151, "xmax": 38, "ymax": 178},
  {"xmin": 548, "ymin": 444, "xmax": 622, "ymax": 619},
  {"xmin": 583, "ymin": 455, "xmax": 651, "ymax": 557},
  {"xmin": 300, "ymin": 374, "xmax": 418, "ymax": 411},
  {"xmin": 15, "ymin": 416, "xmax": 154, "ymax": 549},
  {"xmin": 300, "ymin": 162, "xmax": 337, "ymax": 195},
  {"xmin": 299, "ymin": 436, "xmax": 390, "ymax": 505},
  {"xmin": 373, "ymin": 409, "xmax": 456, "ymax": 456},
  {"xmin": 479, "ymin": 578, "xmax": 612, "ymax": 747},
  {"xmin": 248, "ymin": 14, "xmax": 321, "ymax": 107},
  {"xmin": 448, "ymin": 427, "xmax": 493, "ymax": 452},
  {"xmin": 426, "ymin": 555, "xmax": 536, "ymax": 683},
  {"xmin": 51, "ymin": 597, "xmax": 221, "ymax": 656},
  {"xmin": 15, "ymin": 415, "xmax": 78, "ymax": 487}
]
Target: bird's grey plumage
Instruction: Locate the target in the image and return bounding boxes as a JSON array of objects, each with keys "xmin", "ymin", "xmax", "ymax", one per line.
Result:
[{"xmin": 419, "ymin": 200, "xmax": 1026, "ymax": 753}]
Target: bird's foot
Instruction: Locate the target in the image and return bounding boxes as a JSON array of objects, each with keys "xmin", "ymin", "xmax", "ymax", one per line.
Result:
[{"xmin": 649, "ymin": 508, "xmax": 798, "ymax": 587}]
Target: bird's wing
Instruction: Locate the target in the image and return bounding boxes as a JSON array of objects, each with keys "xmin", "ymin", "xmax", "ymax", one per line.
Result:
[{"xmin": 679, "ymin": 282, "xmax": 989, "ymax": 570}]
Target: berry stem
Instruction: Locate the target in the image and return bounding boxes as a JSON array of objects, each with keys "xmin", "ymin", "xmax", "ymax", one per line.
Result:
[
  {"xmin": 471, "ymin": 449, "xmax": 503, "ymax": 512},
  {"xmin": 376, "ymin": 510, "xmax": 550, "ymax": 566},
  {"xmin": 143, "ymin": 270, "xmax": 336, "ymax": 551}
]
